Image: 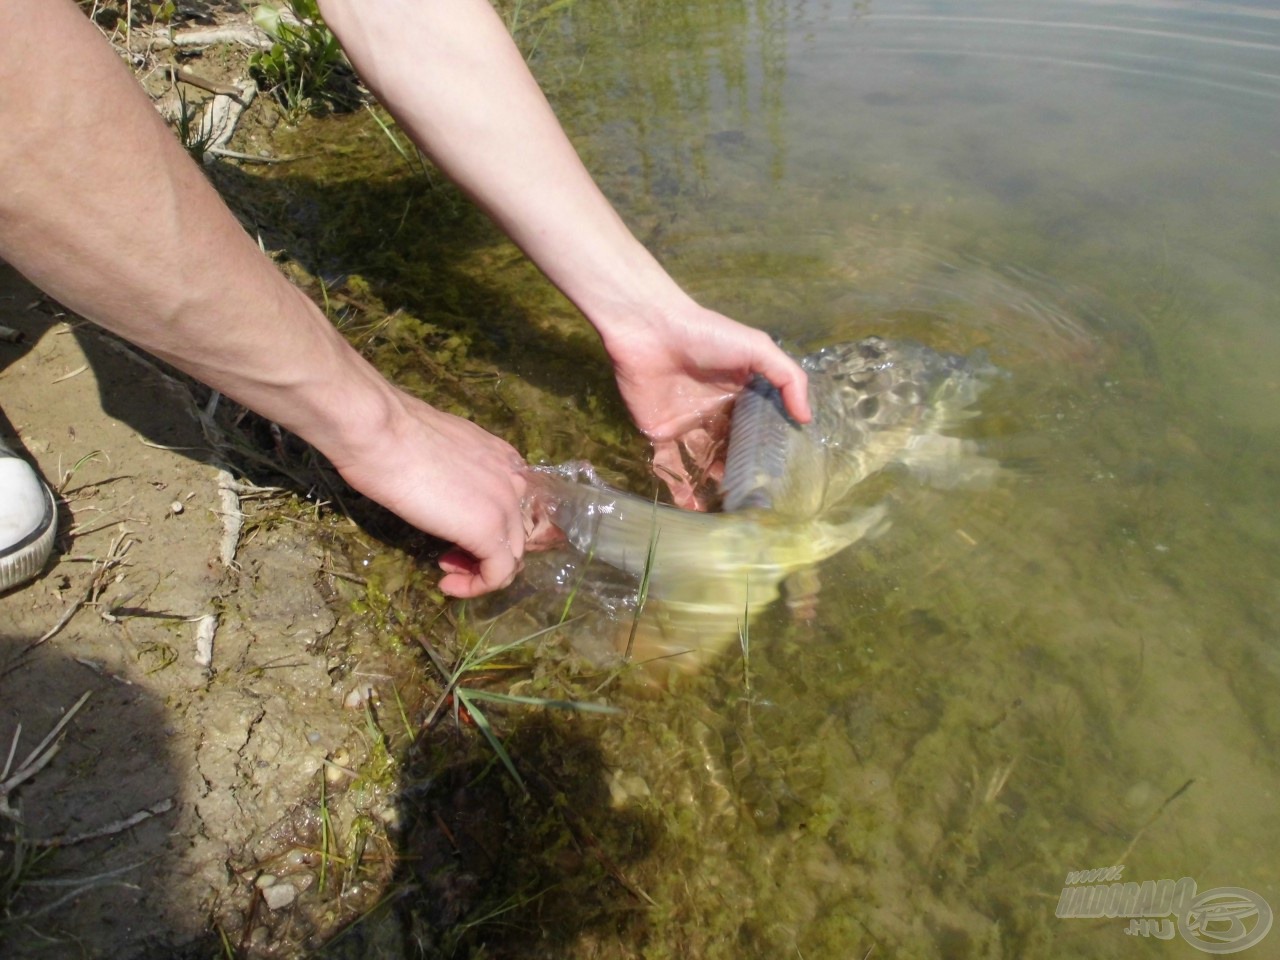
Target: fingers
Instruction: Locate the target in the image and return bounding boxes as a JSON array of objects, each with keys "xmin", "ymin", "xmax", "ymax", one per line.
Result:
[
  {"xmin": 753, "ymin": 336, "xmax": 811, "ymax": 423},
  {"xmin": 437, "ymin": 546, "xmax": 521, "ymax": 598},
  {"xmin": 332, "ymin": 395, "xmax": 532, "ymax": 599},
  {"xmin": 435, "ymin": 489, "xmax": 527, "ymax": 596},
  {"xmin": 698, "ymin": 312, "xmax": 813, "ymax": 424},
  {"xmin": 651, "ymin": 430, "xmax": 727, "ymax": 511},
  {"xmin": 776, "ymin": 371, "xmax": 812, "ymax": 424},
  {"xmin": 652, "ymin": 438, "xmax": 701, "ymax": 510},
  {"xmin": 522, "ymin": 488, "xmax": 569, "ymax": 552}
]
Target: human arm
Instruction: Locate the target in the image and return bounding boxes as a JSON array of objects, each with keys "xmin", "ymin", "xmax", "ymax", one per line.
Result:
[
  {"xmin": 0, "ymin": 0, "xmax": 525, "ymax": 596},
  {"xmin": 316, "ymin": 0, "xmax": 812, "ymax": 498}
]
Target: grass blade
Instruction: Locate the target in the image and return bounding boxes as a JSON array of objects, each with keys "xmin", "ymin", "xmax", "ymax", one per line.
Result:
[
  {"xmin": 455, "ymin": 688, "xmax": 526, "ymax": 795},
  {"xmin": 623, "ymin": 491, "xmax": 662, "ymax": 662},
  {"xmin": 459, "ymin": 688, "xmax": 621, "ymax": 715},
  {"xmin": 464, "ymin": 616, "xmax": 583, "ymax": 670},
  {"xmin": 558, "ymin": 543, "xmax": 596, "ymax": 624}
]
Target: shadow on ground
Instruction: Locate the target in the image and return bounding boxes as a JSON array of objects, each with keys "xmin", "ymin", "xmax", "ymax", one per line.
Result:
[
  {"xmin": 0, "ymin": 645, "xmax": 184, "ymax": 957},
  {"xmin": 317, "ymin": 714, "xmax": 661, "ymax": 960},
  {"xmin": 1, "ymin": 122, "xmax": 663, "ymax": 956}
]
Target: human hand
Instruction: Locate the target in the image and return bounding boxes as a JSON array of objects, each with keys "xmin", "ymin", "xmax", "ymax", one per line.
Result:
[
  {"xmin": 326, "ymin": 389, "xmax": 530, "ymax": 598},
  {"xmin": 600, "ymin": 298, "xmax": 811, "ymax": 510}
]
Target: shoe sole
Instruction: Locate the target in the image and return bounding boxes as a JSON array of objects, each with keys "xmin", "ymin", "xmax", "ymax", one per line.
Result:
[{"xmin": 0, "ymin": 483, "xmax": 57, "ymax": 593}]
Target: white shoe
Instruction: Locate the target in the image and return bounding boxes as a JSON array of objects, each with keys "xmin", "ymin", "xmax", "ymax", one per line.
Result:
[{"xmin": 0, "ymin": 440, "xmax": 57, "ymax": 593}]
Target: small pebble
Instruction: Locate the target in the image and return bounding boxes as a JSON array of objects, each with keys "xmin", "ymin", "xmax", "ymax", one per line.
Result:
[
  {"xmin": 170, "ymin": 500, "xmax": 184, "ymax": 515},
  {"xmin": 1123, "ymin": 781, "xmax": 1155, "ymax": 811},
  {"xmin": 606, "ymin": 769, "xmax": 651, "ymax": 808},
  {"xmin": 325, "ymin": 747, "xmax": 351, "ymax": 786},
  {"xmin": 343, "ymin": 685, "xmax": 377, "ymax": 710},
  {"xmin": 260, "ymin": 880, "xmax": 297, "ymax": 911},
  {"xmin": 374, "ymin": 802, "xmax": 403, "ymax": 831}
]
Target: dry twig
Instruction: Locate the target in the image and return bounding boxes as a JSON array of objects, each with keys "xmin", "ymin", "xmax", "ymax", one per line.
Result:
[
  {"xmin": 23, "ymin": 530, "xmax": 135, "ymax": 654},
  {"xmin": 142, "ymin": 25, "xmax": 273, "ymax": 51},
  {"xmin": 12, "ymin": 798, "xmax": 174, "ymax": 849},
  {"xmin": 198, "ymin": 79, "xmax": 257, "ymax": 161},
  {"xmin": 0, "ymin": 691, "xmax": 93, "ymax": 821}
]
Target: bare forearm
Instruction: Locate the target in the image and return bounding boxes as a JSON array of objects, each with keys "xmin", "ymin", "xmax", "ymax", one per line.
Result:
[
  {"xmin": 316, "ymin": 0, "xmax": 683, "ymax": 337},
  {"xmin": 317, "ymin": 0, "xmax": 810, "ymax": 429},
  {"xmin": 0, "ymin": 0, "xmax": 396, "ymax": 459}
]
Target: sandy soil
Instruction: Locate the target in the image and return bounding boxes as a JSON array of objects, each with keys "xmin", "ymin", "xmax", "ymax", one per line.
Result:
[
  {"xmin": 0, "ymin": 262, "xmax": 373, "ymax": 956},
  {"xmin": 0, "ymin": 2, "xmax": 421, "ymax": 952}
]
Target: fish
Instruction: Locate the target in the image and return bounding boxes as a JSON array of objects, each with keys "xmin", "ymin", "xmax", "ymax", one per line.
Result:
[
  {"xmin": 722, "ymin": 335, "xmax": 1001, "ymax": 517},
  {"xmin": 529, "ymin": 336, "xmax": 1000, "ymax": 673}
]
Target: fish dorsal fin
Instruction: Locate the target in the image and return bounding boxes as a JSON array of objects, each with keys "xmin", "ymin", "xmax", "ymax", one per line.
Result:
[{"xmin": 721, "ymin": 375, "xmax": 794, "ymax": 512}]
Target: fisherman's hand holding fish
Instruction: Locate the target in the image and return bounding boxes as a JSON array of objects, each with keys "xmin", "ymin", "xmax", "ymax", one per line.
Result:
[
  {"xmin": 597, "ymin": 298, "xmax": 812, "ymax": 512},
  {"xmin": 531, "ymin": 337, "xmax": 1002, "ymax": 673},
  {"xmin": 318, "ymin": 0, "xmax": 812, "ymax": 584},
  {"xmin": 0, "ymin": 0, "xmax": 805, "ymax": 599},
  {"xmin": 427, "ymin": 301, "xmax": 813, "ymax": 596}
]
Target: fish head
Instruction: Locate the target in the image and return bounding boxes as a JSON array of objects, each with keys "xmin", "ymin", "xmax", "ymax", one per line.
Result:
[{"xmin": 724, "ymin": 337, "xmax": 1000, "ymax": 518}]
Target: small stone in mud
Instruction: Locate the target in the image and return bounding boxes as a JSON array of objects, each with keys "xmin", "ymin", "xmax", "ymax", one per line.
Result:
[
  {"xmin": 343, "ymin": 684, "xmax": 377, "ymax": 709},
  {"xmin": 606, "ymin": 768, "xmax": 651, "ymax": 807},
  {"xmin": 1123, "ymin": 780, "xmax": 1155, "ymax": 811},
  {"xmin": 325, "ymin": 747, "xmax": 352, "ymax": 787},
  {"xmin": 260, "ymin": 878, "xmax": 298, "ymax": 911},
  {"xmin": 374, "ymin": 802, "xmax": 403, "ymax": 831}
]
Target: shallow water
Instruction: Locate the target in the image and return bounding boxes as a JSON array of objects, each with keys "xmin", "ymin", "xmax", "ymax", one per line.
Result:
[
  {"xmin": 247, "ymin": 1, "xmax": 1280, "ymax": 956},
  {"xmin": 488, "ymin": 1, "xmax": 1280, "ymax": 956}
]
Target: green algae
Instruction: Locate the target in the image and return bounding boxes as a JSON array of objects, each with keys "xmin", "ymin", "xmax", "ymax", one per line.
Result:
[
  {"xmin": 217, "ymin": 101, "xmax": 653, "ymax": 486},
  {"xmin": 195, "ymin": 0, "xmax": 1280, "ymax": 957}
]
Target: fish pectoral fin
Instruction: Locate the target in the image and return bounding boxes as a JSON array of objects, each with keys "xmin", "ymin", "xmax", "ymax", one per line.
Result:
[
  {"xmin": 783, "ymin": 567, "xmax": 822, "ymax": 622},
  {"xmin": 896, "ymin": 433, "xmax": 1003, "ymax": 490},
  {"xmin": 813, "ymin": 502, "xmax": 892, "ymax": 556}
]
